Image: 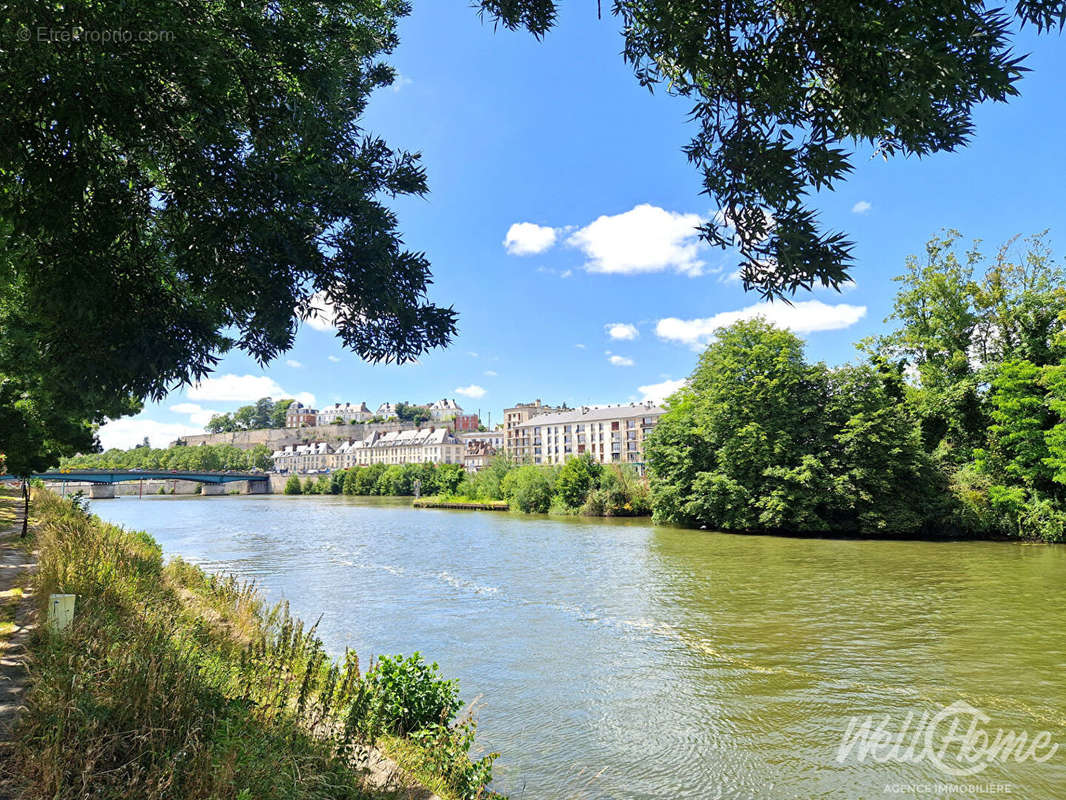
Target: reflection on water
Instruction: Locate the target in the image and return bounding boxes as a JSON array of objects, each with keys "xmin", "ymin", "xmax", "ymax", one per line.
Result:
[{"xmin": 92, "ymin": 495, "xmax": 1066, "ymax": 800}]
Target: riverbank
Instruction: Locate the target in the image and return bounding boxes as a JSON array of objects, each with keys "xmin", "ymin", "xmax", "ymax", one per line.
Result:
[
  {"xmin": 413, "ymin": 497, "xmax": 509, "ymax": 511},
  {"xmin": 1, "ymin": 489, "xmax": 500, "ymax": 800}
]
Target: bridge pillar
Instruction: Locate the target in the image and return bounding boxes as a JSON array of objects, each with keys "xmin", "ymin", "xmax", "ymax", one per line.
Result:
[
  {"xmin": 88, "ymin": 483, "xmax": 115, "ymax": 499},
  {"xmin": 200, "ymin": 483, "xmax": 226, "ymax": 496},
  {"xmin": 242, "ymin": 479, "xmax": 270, "ymax": 494}
]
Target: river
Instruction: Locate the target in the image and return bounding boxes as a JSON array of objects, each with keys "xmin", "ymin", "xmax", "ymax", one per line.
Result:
[{"xmin": 91, "ymin": 494, "xmax": 1066, "ymax": 799}]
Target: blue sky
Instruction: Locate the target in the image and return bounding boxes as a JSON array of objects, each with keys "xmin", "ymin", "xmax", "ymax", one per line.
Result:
[{"xmin": 103, "ymin": 7, "xmax": 1066, "ymax": 448}]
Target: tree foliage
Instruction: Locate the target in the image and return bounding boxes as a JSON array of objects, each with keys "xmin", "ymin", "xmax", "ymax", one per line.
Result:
[
  {"xmin": 647, "ymin": 232, "xmax": 1066, "ymax": 541},
  {"xmin": 647, "ymin": 319, "xmax": 942, "ymax": 534},
  {"xmin": 1, "ymin": 0, "xmax": 456, "ymax": 471},
  {"xmin": 63, "ymin": 442, "xmax": 274, "ymax": 472},
  {"xmin": 206, "ymin": 397, "xmax": 296, "ymax": 433},
  {"xmin": 479, "ymin": 1, "xmax": 1066, "ymax": 296}
]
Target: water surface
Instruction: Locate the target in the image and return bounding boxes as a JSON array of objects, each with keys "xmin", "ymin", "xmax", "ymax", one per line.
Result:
[{"xmin": 92, "ymin": 495, "xmax": 1066, "ymax": 799}]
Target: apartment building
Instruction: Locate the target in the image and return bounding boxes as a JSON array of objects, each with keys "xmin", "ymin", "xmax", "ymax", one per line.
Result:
[
  {"xmin": 503, "ymin": 399, "xmax": 566, "ymax": 461},
  {"xmin": 512, "ymin": 402, "xmax": 664, "ymax": 469},
  {"xmin": 271, "ymin": 441, "xmax": 333, "ymax": 472},
  {"xmin": 284, "ymin": 402, "xmax": 318, "ymax": 428},
  {"xmin": 315, "ymin": 402, "xmax": 372, "ymax": 426}
]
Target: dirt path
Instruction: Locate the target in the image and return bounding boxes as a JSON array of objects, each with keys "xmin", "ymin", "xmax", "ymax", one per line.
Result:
[{"xmin": 0, "ymin": 493, "xmax": 37, "ymax": 748}]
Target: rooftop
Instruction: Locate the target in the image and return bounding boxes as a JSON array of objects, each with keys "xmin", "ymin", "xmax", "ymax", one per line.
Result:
[{"xmin": 514, "ymin": 402, "xmax": 664, "ymax": 427}]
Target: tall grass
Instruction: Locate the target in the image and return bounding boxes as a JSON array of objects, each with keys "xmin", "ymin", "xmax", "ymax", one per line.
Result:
[{"xmin": 6, "ymin": 490, "xmax": 499, "ymax": 800}]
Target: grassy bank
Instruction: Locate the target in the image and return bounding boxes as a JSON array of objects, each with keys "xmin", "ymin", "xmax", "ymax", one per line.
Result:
[{"xmin": 4, "ymin": 490, "xmax": 500, "ymax": 800}]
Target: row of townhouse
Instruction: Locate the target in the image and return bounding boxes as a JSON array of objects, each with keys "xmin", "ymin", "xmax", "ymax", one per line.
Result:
[
  {"xmin": 511, "ymin": 401, "xmax": 665, "ymax": 468},
  {"xmin": 272, "ymin": 428, "xmax": 465, "ymax": 473},
  {"xmin": 270, "ymin": 441, "xmax": 334, "ymax": 473}
]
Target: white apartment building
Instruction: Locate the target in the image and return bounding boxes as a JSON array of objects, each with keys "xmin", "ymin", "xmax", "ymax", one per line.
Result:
[
  {"xmin": 512, "ymin": 402, "xmax": 665, "ymax": 469},
  {"xmin": 333, "ymin": 428, "xmax": 463, "ymax": 467},
  {"xmin": 503, "ymin": 399, "xmax": 565, "ymax": 461},
  {"xmin": 271, "ymin": 441, "xmax": 334, "ymax": 473},
  {"xmin": 316, "ymin": 402, "xmax": 372, "ymax": 426}
]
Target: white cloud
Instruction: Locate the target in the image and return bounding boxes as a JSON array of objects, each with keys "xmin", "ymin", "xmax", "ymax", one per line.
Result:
[
  {"xmin": 504, "ymin": 222, "xmax": 558, "ymax": 256},
  {"xmin": 608, "ymin": 355, "xmax": 635, "ymax": 367},
  {"xmin": 455, "ymin": 384, "xmax": 486, "ymax": 399},
  {"xmin": 286, "ymin": 359, "xmax": 303, "ymax": 368},
  {"xmin": 656, "ymin": 300, "xmax": 867, "ymax": 349},
  {"xmin": 568, "ymin": 204, "xmax": 708, "ymax": 276},
  {"xmin": 468, "ymin": 351, "xmax": 479, "ymax": 358},
  {"xmin": 97, "ymin": 418, "xmax": 203, "ymax": 450},
  {"xmin": 169, "ymin": 402, "xmax": 221, "ymax": 427},
  {"xmin": 484, "ymin": 370, "xmax": 498, "ymax": 377},
  {"xmin": 605, "ymin": 322, "xmax": 639, "ymax": 341},
  {"xmin": 327, "ymin": 355, "xmax": 341, "ymax": 363},
  {"xmin": 560, "ymin": 269, "xmax": 573, "ymax": 278},
  {"xmin": 187, "ymin": 374, "xmax": 315, "ymax": 406},
  {"xmin": 302, "ymin": 290, "xmax": 338, "ymax": 331},
  {"xmin": 852, "ymin": 200, "xmax": 872, "ymax": 215},
  {"xmin": 391, "ymin": 73, "xmax": 413, "ymax": 92},
  {"xmin": 574, "ymin": 343, "xmax": 586, "ymax": 349},
  {"xmin": 638, "ymin": 378, "xmax": 687, "ymax": 404}
]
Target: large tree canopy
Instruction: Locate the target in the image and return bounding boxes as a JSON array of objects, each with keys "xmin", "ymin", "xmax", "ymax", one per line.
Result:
[
  {"xmin": 0, "ymin": 0, "xmax": 455, "ymax": 410},
  {"xmin": 0, "ymin": 0, "xmax": 456, "ymax": 469},
  {"xmin": 479, "ymin": 0, "xmax": 1066, "ymax": 296}
]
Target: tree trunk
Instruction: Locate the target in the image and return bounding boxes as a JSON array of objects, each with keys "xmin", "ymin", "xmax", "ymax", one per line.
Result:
[{"xmin": 21, "ymin": 480, "xmax": 29, "ymax": 538}]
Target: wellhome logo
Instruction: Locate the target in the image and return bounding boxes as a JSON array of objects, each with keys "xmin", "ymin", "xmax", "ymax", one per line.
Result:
[{"xmin": 837, "ymin": 701, "xmax": 1059, "ymax": 778}]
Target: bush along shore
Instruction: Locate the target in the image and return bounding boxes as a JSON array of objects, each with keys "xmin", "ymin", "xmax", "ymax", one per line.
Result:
[
  {"xmin": 283, "ymin": 458, "xmax": 650, "ymax": 517},
  {"xmin": 5, "ymin": 490, "xmax": 500, "ymax": 800}
]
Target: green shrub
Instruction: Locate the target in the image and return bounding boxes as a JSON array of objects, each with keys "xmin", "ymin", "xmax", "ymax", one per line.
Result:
[
  {"xmin": 409, "ymin": 720, "xmax": 498, "ymax": 800},
  {"xmin": 367, "ymin": 653, "xmax": 460, "ymax": 736},
  {"xmin": 554, "ymin": 454, "xmax": 601, "ymax": 509},
  {"xmin": 283, "ymin": 474, "xmax": 302, "ymax": 495},
  {"xmin": 501, "ymin": 465, "xmax": 554, "ymax": 513}
]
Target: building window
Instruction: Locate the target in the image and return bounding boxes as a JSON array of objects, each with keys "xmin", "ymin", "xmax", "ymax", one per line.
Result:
[{"xmin": 611, "ymin": 421, "xmax": 619, "ymax": 431}]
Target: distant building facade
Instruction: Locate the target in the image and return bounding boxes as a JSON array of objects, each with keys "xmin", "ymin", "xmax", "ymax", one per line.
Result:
[
  {"xmin": 429, "ymin": 398, "xmax": 463, "ymax": 420},
  {"xmin": 271, "ymin": 441, "xmax": 333, "ymax": 472},
  {"xmin": 458, "ymin": 429, "xmax": 504, "ymax": 472},
  {"xmin": 512, "ymin": 402, "xmax": 664, "ymax": 469},
  {"xmin": 316, "ymin": 402, "xmax": 372, "ymax": 426},
  {"xmin": 503, "ymin": 399, "xmax": 566, "ymax": 461},
  {"xmin": 333, "ymin": 428, "xmax": 463, "ymax": 467},
  {"xmin": 285, "ymin": 402, "xmax": 318, "ymax": 428},
  {"xmin": 452, "ymin": 413, "xmax": 480, "ymax": 432}
]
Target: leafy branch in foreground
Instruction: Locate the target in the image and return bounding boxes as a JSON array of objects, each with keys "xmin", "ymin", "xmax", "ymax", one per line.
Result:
[{"xmin": 479, "ymin": 0, "xmax": 1066, "ymax": 296}]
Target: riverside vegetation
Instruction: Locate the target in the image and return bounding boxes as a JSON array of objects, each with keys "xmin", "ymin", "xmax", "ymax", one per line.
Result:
[
  {"xmin": 62, "ymin": 441, "xmax": 275, "ymax": 473},
  {"xmin": 648, "ymin": 233, "xmax": 1066, "ymax": 542},
  {"xmin": 284, "ymin": 458, "xmax": 650, "ymax": 517},
  {"xmin": 4, "ymin": 490, "xmax": 500, "ymax": 800}
]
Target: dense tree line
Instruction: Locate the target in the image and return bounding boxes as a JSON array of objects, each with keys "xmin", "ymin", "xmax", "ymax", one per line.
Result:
[
  {"xmin": 205, "ymin": 398, "xmax": 295, "ymax": 433},
  {"xmin": 61, "ymin": 443, "xmax": 274, "ymax": 473},
  {"xmin": 647, "ymin": 233, "xmax": 1066, "ymax": 541},
  {"xmin": 285, "ymin": 456, "xmax": 651, "ymax": 516},
  {"xmin": 285, "ymin": 462, "xmax": 465, "ymax": 497}
]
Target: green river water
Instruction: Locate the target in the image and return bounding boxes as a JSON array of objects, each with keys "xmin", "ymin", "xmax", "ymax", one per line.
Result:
[{"xmin": 92, "ymin": 495, "xmax": 1066, "ymax": 799}]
